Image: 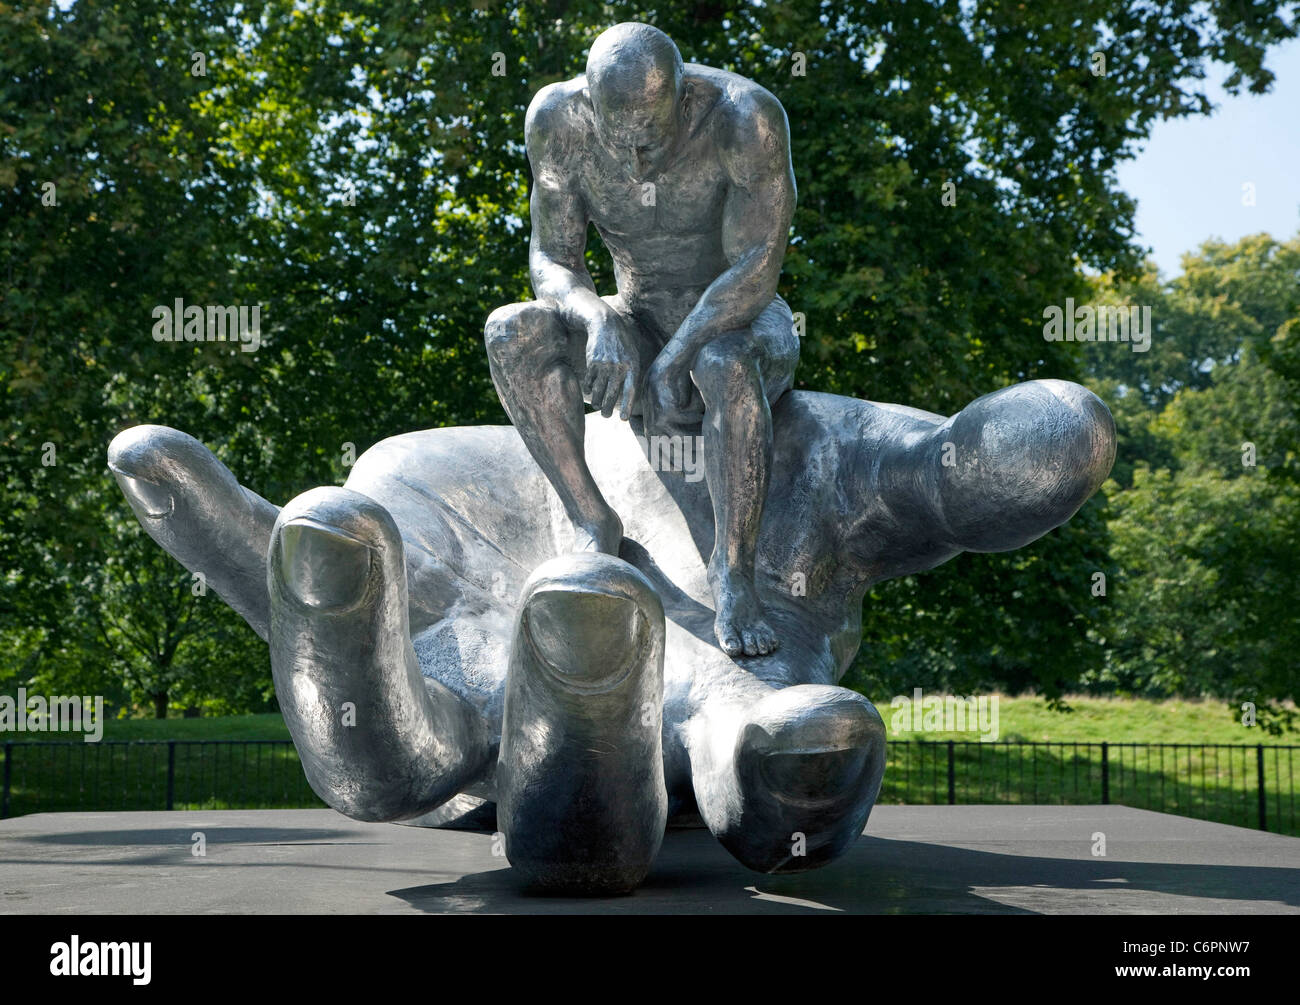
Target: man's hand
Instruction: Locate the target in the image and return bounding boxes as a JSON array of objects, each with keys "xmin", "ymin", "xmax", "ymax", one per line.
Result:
[
  {"xmin": 582, "ymin": 311, "xmax": 640, "ymax": 420},
  {"xmin": 643, "ymin": 340, "xmax": 694, "ymax": 437}
]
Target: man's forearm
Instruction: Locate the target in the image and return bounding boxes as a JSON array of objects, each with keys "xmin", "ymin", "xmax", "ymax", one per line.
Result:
[
  {"xmin": 665, "ymin": 256, "xmax": 778, "ymax": 359},
  {"xmin": 530, "ymin": 256, "xmax": 614, "ymax": 334}
]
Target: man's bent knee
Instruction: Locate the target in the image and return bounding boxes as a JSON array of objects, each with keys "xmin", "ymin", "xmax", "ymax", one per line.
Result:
[
  {"xmin": 692, "ymin": 338, "xmax": 762, "ymax": 398},
  {"xmin": 484, "ymin": 301, "xmax": 566, "ymax": 365}
]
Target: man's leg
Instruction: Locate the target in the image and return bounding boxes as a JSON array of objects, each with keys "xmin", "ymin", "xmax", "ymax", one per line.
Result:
[
  {"xmin": 484, "ymin": 302, "xmax": 621, "ymax": 553},
  {"xmin": 690, "ymin": 331, "xmax": 780, "ymax": 656}
]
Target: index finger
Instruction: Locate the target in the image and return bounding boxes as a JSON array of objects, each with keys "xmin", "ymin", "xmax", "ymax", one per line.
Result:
[
  {"xmin": 618, "ymin": 371, "xmax": 636, "ymax": 422},
  {"xmin": 587, "ymin": 369, "xmax": 610, "ymax": 411}
]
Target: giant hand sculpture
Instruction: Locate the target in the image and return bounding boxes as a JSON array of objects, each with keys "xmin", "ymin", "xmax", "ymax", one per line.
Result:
[{"xmin": 108, "ymin": 379, "xmax": 1114, "ymax": 893}]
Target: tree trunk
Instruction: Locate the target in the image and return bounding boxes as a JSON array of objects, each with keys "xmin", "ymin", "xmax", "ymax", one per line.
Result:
[{"xmin": 152, "ymin": 692, "xmax": 169, "ymax": 719}]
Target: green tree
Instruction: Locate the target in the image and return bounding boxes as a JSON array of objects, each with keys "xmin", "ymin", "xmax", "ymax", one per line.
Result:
[
  {"xmin": 1084, "ymin": 233, "xmax": 1300, "ymax": 730},
  {"xmin": 4, "ymin": 1, "xmax": 1298, "ymax": 714},
  {"xmin": 1, "ymin": 0, "xmax": 272, "ymax": 714}
]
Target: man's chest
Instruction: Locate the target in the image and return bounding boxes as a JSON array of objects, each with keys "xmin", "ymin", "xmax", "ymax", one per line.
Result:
[{"xmin": 578, "ymin": 152, "xmax": 729, "ymax": 238}]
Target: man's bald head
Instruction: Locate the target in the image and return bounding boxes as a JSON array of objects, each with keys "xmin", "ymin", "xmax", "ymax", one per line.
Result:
[
  {"xmin": 586, "ymin": 23, "xmax": 686, "ymax": 177},
  {"xmin": 587, "ymin": 23, "xmax": 683, "ymax": 112}
]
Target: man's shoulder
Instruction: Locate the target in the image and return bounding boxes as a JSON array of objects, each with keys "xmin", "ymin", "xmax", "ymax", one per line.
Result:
[
  {"xmin": 683, "ymin": 64, "xmax": 789, "ymax": 147},
  {"xmin": 524, "ymin": 77, "xmax": 593, "ymax": 152}
]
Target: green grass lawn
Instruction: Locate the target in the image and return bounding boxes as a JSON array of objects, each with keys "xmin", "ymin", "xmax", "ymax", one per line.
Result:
[
  {"xmin": 1, "ymin": 712, "xmax": 307, "ymax": 819},
  {"xmin": 7, "ymin": 694, "xmax": 1294, "ymax": 744},
  {"xmin": 3, "ymin": 712, "xmax": 293, "ymax": 743},
  {"xmin": 881, "ymin": 693, "xmax": 1299, "ymax": 744},
  {"xmin": 3, "ymin": 697, "xmax": 1297, "ymax": 835},
  {"xmin": 880, "ymin": 735, "xmax": 1296, "ymax": 832},
  {"xmin": 875, "ymin": 694, "xmax": 1298, "ymax": 836}
]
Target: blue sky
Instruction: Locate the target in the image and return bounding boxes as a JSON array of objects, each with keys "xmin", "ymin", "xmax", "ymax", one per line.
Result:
[{"xmin": 1116, "ymin": 36, "xmax": 1300, "ymax": 278}]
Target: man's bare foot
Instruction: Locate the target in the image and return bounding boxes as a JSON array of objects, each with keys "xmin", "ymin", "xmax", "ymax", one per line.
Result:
[
  {"xmin": 708, "ymin": 558, "xmax": 779, "ymax": 657},
  {"xmin": 572, "ymin": 508, "xmax": 623, "ymax": 554}
]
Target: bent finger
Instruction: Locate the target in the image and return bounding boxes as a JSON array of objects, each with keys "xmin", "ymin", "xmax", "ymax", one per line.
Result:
[
  {"xmin": 109, "ymin": 424, "xmax": 278, "ymax": 640},
  {"xmin": 269, "ymin": 486, "xmax": 490, "ymax": 822}
]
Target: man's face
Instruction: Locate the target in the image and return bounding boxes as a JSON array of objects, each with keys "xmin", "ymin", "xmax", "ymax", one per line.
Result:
[{"xmin": 591, "ymin": 82, "xmax": 680, "ymax": 181}]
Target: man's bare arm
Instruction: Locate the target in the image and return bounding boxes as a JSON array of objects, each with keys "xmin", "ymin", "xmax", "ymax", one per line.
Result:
[
  {"xmin": 526, "ymin": 84, "xmax": 613, "ymax": 334},
  {"xmin": 525, "ymin": 83, "xmax": 640, "ymax": 418},
  {"xmin": 664, "ymin": 87, "xmax": 796, "ymax": 360}
]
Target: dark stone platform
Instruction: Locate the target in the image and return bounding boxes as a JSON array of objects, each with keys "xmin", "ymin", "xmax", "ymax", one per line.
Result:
[{"xmin": 2, "ymin": 805, "xmax": 1296, "ymax": 914}]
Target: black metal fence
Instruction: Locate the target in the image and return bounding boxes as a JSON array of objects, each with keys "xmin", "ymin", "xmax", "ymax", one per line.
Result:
[
  {"xmin": 2, "ymin": 739, "xmax": 1297, "ymax": 836},
  {"xmin": 881, "ymin": 741, "xmax": 1298, "ymax": 836},
  {"xmin": 0, "ymin": 740, "xmax": 323, "ymax": 818}
]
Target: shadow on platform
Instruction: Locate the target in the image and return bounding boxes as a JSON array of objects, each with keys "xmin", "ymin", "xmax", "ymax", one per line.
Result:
[{"xmin": 2, "ymin": 806, "xmax": 1296, "ymax": 913}]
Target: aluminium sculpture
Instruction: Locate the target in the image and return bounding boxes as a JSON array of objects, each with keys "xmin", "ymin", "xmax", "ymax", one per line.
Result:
[{"xmin": 108, "ymin": 23, "xmax": 1115, "ymax": 894}]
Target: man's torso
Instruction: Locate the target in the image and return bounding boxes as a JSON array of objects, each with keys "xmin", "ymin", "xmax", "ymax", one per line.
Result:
[{"xmin": 538, "ymin": 65, "xmax": 774, "ymax": 342}]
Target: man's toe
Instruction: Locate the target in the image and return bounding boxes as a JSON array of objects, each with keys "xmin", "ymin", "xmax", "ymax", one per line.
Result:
[{"xmin": 718, "ymin": 626, "xmax": 743, "ymax": 656}]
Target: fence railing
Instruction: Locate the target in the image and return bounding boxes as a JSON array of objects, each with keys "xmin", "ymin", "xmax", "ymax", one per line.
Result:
[
  {"xmin": 0, "ymin": 739, "xmax": 323, "ymax": 819},
  {"xmin": 2, "ymin": 739, "xmax": 1297, "ymax": 836},
  {"xmin": 880, "ymin": 741, "xmax": 1298, "ymax": 836}
]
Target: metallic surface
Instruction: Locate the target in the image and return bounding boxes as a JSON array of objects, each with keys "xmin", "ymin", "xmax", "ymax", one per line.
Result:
[
  {"xmin": 486, "ymin": 22, "xmax": 799, "ymax": 658},
  {"xmin": 108, "ymin": 378, "xmax": 1115, "ymax": 886},
  {"xmin": 105, "ymin": 23, "xmax": 1116, "ymax": 893},
  {"xmin": 498, "ymin": 553, "xmax": 667, "ymax": 893}
]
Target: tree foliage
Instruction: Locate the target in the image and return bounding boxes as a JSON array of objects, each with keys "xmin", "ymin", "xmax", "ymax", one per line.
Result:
[
  {"xmin": 3, "ymin": 0, "xmax": 1297, "ymax": 715},
  {"xmin": 1082, "ymin": 234, "xmax": 1300, "ymax": 731}
]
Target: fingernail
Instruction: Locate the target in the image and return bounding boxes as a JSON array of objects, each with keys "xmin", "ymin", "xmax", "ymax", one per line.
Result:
[
  {"xmin": 278, "ymin": 520, "xmax": 373, "ymax": 611},
  {"xmin": 522, "ymin": 587, "xmax": 644, "ymax": 694},
  {"xmin": 113, "ymin": 472, "xmax": 174, "ymax": 519}
]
